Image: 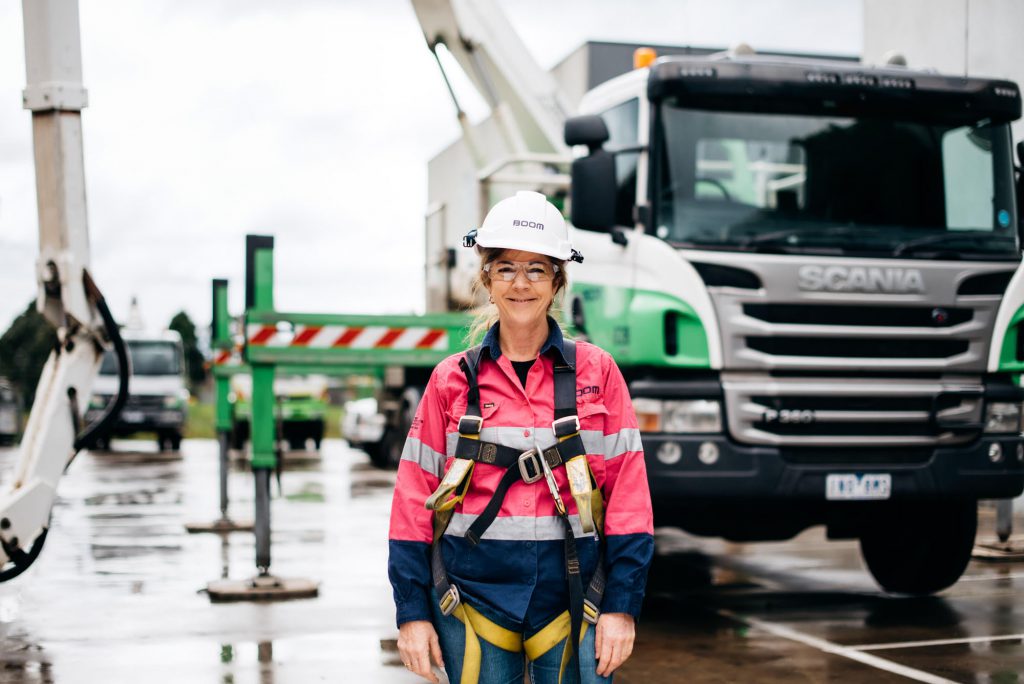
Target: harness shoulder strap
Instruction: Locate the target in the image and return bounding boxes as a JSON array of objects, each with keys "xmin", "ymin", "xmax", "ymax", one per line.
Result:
[
  {"xmin": 552, "ymin": 340, "xmax": 576, "ymax": 421},
  {"xmin": 459, "ymin": 344, "xmax": 485, "ymax": 421}
]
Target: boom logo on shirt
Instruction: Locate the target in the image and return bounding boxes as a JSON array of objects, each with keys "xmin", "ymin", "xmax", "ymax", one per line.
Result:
[{"xmin": 576, "ymin": 386, "xmax": 600, "ymax": 398}]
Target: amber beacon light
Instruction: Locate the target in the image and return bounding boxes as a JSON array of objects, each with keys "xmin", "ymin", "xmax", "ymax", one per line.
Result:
[{"xmin": 634, "ymin": 47, "xmax": 657, "ymax": 69}]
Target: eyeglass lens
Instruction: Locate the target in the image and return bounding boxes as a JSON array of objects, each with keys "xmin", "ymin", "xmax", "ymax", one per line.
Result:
[{"xmin": 489, "ymin": 262, "xmax": 555, "ymax": 282}]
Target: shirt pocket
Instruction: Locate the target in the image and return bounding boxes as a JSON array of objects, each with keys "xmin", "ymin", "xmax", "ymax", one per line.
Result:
[
  {"xmin": 444, "ymin": 400, "xmax": 503, "ymax": 456},
  {"xmin": 576, "ymin": 397, "xmax": 608, "ymax": 431},
  {"xmin": 575, "ymin": 398, "xmax": 609, "ymax": 487}
]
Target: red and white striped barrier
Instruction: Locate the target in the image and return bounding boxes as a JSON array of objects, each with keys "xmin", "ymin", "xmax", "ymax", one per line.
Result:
[
  {"xmin": 213, "ymin": 344, "xmax": 243, "ymax": 366},
  {"xmin": 245, "ymin": 324, "xmax": 449, "ymax": 351}
]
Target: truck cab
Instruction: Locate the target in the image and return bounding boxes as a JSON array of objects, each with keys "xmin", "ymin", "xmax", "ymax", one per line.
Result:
[
  {"xmin": 229, "ymin": 374, "xmax": 328, "ymax": 452},
  {"xmin": 86, "ymin": 330, "xmax": 189, "ymax": 451},
  {"xmin": 565, "ymin": 51, "xmax": 1024, "ymax": 594}
]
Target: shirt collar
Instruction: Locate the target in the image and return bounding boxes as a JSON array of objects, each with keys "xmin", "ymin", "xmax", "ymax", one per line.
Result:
[{"xmin": 482, "ymin": 316, "xmax": 566, "ymax": 363}]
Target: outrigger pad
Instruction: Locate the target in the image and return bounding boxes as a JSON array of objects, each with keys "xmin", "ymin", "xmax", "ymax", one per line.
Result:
[
  {"xmin": 184, "ymin": 518, "xmax": 255, "ymax": 534},
  {"xmin": 206, "ymin": 575, "xmax": 319, "ymax": 602}
]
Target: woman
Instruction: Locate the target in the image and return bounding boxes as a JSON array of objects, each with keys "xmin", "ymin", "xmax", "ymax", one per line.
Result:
[{"xmin": 388, "ymin": 191, "xmax": 654, "ymax": 684}]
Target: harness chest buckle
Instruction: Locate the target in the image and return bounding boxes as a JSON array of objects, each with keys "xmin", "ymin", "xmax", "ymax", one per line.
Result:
[
  {"xmin": 552, "ymin": 415, "xmax": 581, "ymax": 439},
  {"xmin": 458, "ymin": 415, "xmax": 484, "ymax": 436},
  {"xmin": 518, "ymin": 449, "xmax": 544, "ymax": 484}
]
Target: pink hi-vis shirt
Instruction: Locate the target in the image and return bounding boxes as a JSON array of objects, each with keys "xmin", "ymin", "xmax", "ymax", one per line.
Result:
[{"xmin": 388, "ymin": 321, "xmax": 654, "ymax": 630}]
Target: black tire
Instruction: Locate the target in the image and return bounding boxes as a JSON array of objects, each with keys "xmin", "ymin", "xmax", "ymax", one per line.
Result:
[
  {"xmin": 365, "ymin": 440, "xmax": 389, "ymax": 469},
  {"xmin": 169, "ymin": 431, "xmax": 182, "ymax": 451},
  {"xmin": 371, "ymin": 387, "xmax": 422, "ymax": 470},
  {"xmin": 312, "ymin": 420, "xmax": 324, "ymax": 450},
  {"xmin": 287, "ymin": 438, "xmax": 306, "ymax": 451},
  {"xmin": 231, "ymin": 421, "xmax": 249, "ymax": 450},
  {"xmin": 860, "ymin": 499, "xmax": 977, "ymax": 595}
]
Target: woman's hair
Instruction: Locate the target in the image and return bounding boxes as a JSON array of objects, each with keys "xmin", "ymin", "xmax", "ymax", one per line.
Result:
[{"xmin": 465, "ymin": 247, "xmax": 568, "ymax": 345}]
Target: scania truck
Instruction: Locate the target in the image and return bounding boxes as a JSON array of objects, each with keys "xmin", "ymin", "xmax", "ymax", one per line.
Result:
[
  {"xmin": 402, "ymin": 1, "xmax": 1024, "ymax": 595},
  {"xmin": 555, "ymin": 51, "xmax": 1024, "ymax": 594}
]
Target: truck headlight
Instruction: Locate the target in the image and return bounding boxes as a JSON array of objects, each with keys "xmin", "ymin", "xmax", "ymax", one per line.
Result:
[
  {"xmin": 985, "ymin": 402, "xmax": 1023, "ymax": 434},
  {"xmin": 88, "ymin": 394, "xmax": 112, "ymax": 410},
  {"xmin": 663, "ymin": 400, "xmax": 722, "ymax": 433},
  {"xmin": 631, "ymin": 398, "xmax": 722, "ymax": 433},
  {"xmin": 633, "ymin": 398, "xmax": 663, "ymax": 432}
]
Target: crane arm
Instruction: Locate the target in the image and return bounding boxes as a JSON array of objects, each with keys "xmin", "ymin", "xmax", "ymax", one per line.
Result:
[
  {"xmin": 410, "ymin": 0, "xmax": 572, "ymax": 159},
  {"xmin": 0, "ymin": 0, "xmax": 129, "ymax": 581}
]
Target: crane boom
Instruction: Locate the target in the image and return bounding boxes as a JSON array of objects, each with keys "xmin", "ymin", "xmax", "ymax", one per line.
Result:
[
  {"xmin": 410, "ymin": 0, "xmax": 572, "ymax": 160},
  {"xmin": 0, "ymin": 0, "xmax": 128, "ymax": 581}
]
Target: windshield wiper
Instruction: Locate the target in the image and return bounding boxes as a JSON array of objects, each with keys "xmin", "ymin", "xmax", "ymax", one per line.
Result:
[
  {"xmin": 738, "ymin": 225, "xmax": 869, "ymax": 247},
  {"xmin": 892, "ymin": 233, "xmax": 1017, "ymax": 257}
]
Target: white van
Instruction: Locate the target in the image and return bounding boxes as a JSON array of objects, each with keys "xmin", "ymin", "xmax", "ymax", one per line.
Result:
[{"xmin": 86, "ymin": 330, "xmax": 189, "ymax": 451}]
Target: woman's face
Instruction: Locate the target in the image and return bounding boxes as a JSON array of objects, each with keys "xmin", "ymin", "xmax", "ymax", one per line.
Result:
[{"xmin": 486, "ymin": 249, "xmax": 556, "ymax": 330}]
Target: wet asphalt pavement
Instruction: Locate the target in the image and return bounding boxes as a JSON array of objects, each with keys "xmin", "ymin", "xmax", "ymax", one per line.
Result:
[{"xmin": 0, "ymin": 439, "xmax": 1021, "ymax": 683}]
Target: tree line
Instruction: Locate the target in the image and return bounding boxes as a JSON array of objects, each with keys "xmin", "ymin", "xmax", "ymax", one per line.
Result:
[{"xmin": 0, "ymin": 302, "xmax": 207, "ymax": 409}]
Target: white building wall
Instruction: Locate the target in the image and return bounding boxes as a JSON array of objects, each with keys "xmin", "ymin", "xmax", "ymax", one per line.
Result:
[{"xmin": 863, "ymin": 0, "xmax": 1024, "ymax": 141}]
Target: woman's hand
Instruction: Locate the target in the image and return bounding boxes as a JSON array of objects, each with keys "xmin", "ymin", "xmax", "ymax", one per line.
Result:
[
  {"xmin": 594, "ymin": 612, "xmax": 635, "ymax": 677},
  {"xmin": 398, "ymin": 620, "xmax": 444, "ymax": 683}
]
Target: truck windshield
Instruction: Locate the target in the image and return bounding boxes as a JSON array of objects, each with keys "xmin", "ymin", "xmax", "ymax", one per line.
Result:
[
  {"xmin": 99, "ymin": 341, "xmax": 182, "ymax": 376},
  {"xmin": 655, "ymin": 104, "xmax": 1019, "ymax": 259}
]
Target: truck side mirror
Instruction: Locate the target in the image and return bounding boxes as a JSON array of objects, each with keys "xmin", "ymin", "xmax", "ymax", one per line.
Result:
[
  {"xmin": 565, "ymin": 116, "xmax": 616, "ymax": 232},
  {"xmin": 1017, "ymin": 141, "xmax": 1024, "ymax": 237},
  {"xmin": 565, "ymin": 115, "xmax": 609, "ymax": 148}
]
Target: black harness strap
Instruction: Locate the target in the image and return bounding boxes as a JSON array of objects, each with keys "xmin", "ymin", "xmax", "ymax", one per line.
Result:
[
  {"xmin": 460, "ymin": 341, "xmax": 586, "ymax": 546},
  {"xmin": 430, "ymin": 338, "xmax": 606, "ymax": 678}
]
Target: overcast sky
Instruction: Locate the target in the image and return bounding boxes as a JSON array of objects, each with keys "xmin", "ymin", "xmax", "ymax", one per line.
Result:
[{"xmin": 0, "ymin": 0, "xmax": 861, "ymax": 337}]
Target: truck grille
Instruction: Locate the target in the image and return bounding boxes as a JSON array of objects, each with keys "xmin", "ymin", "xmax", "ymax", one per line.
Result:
[
  {"xmin": 126, "ymin": 395, "xmax": 166, "ymax": 410},
  {"xmin": 743, "ymin": 303, "xmax": 972, "ymax": 327},
  {"xmin": 680, "ymin": 250, "xmax": 1015, "ymax": 446},
  {"xmin": 723, "ymin": 372, "xmax": 983, "ymax": 446},
  {"xmin": 746, "ymin": 337, "xmax": 969, "ymax": 359}
]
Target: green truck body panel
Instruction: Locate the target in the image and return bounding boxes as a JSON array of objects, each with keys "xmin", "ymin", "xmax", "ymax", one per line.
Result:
[
  {"xmin": 571, "ymin": 282, "xmax": 711, "ymax": 368},
  {"xmin": 999, "ymin": 304, "xmax": 1024, "ymax": 372}
]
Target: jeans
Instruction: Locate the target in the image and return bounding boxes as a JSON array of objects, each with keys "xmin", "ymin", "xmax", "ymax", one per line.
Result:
[{"xmin": 431, "ymin": 594, "xmax": 612, "ymax": 684}]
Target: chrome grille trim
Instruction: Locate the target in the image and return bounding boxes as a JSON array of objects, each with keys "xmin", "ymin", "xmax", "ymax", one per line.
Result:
[{"xmin": 723, "ymin": 372, "xmax": 983, "ymax": 446}]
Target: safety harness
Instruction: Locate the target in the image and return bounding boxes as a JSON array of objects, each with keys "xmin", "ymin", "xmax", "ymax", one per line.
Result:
[{"xmin": 424, "ymin": 340, "xmax": 607, "ymax": 684}]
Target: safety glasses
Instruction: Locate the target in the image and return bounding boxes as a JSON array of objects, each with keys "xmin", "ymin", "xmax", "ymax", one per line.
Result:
[{"xmin": 483, "ymin": 260, "xmax": 560, "ymax": 282}]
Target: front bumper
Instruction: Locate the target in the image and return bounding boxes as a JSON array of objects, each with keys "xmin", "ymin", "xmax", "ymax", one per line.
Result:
[{"xmin": 644, "ymin": 432, "xmax": 1024, "ymax": 501}]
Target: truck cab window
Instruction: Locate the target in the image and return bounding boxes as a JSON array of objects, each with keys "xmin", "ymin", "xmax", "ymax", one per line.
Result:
[
  {"xmin": 655, "ymin": 103, "xmax": 1018, "ymax": 259},
  {"xmin": 599, "ymin": 98, "xmax": 640, "ymax": 227}
]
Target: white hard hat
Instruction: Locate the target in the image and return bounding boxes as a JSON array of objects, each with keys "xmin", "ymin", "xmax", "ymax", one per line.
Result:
[{"xmin": 464, "ymin": 191, "xmax": 583, "ymax": 263}]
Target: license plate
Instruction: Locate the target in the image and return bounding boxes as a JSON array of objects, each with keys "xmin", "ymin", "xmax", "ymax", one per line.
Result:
[
  {"xmin": 826, "ymin": 473, "xmax": 891, "ymax": 500},
  {"xmin": 121, "ymin": 411, "xmax": 144, "ymax": 423}
]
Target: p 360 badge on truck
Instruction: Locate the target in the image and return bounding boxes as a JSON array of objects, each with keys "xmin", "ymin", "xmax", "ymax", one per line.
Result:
[{"xmin": 761, "ymin": 409, "xmax": 816, "ymax": 424}]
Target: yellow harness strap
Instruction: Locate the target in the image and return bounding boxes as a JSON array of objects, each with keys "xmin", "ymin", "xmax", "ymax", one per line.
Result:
[
  {"xmin": 425, "ymin": 457, "xmax": 475, "ymax": 512},
  {"xmin": 427, "ymin": 432, "xmax": 604, "ymax": 684},
  {"xmin": 451, "ymin": 604, "xmax": 589, "ymax": 684}
]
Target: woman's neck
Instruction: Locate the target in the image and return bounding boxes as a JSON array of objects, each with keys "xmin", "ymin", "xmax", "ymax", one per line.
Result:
[{"xmin": 499, "ymin": 318, "xmax": 549, "ymax": 361}]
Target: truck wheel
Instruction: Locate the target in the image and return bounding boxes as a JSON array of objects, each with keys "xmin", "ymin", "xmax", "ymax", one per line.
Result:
[
  {"xmin": 312, "ymin": 420, "xmax": 324, "ymax": 450},
  {"xmin": 169, "ymin": 431, "xmax": 182, "ymax": 451},
  {"xmin": 375, "ymin": 387, "xmax": 422, "ymax": 470},
  {"xmin": 365, "ymin": 441, "xmax": 389, "ymax": 469},
  {"xmin": 860, "ymin": 499, "xmax": 977, "ymax": 595},
  {"xmin": 231, "ymin": 421, "xmax": 249, "ymax": 450}
]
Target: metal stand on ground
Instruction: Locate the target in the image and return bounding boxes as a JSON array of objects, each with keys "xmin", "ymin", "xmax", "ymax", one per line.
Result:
[
  {"xmin": 185, "ymin": 430, "xmax": 253, "ymax": 534},
  {"xmin": 206, "ymin": 238, "xmax": 318, "ymax": 602},
  {"xmin": 973, "ymin": 498, "xmax": 1024, "ymax": 561},
  {"xmin": 186, "ymin": 279, "xmax": 253, "ymax": 535}
]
